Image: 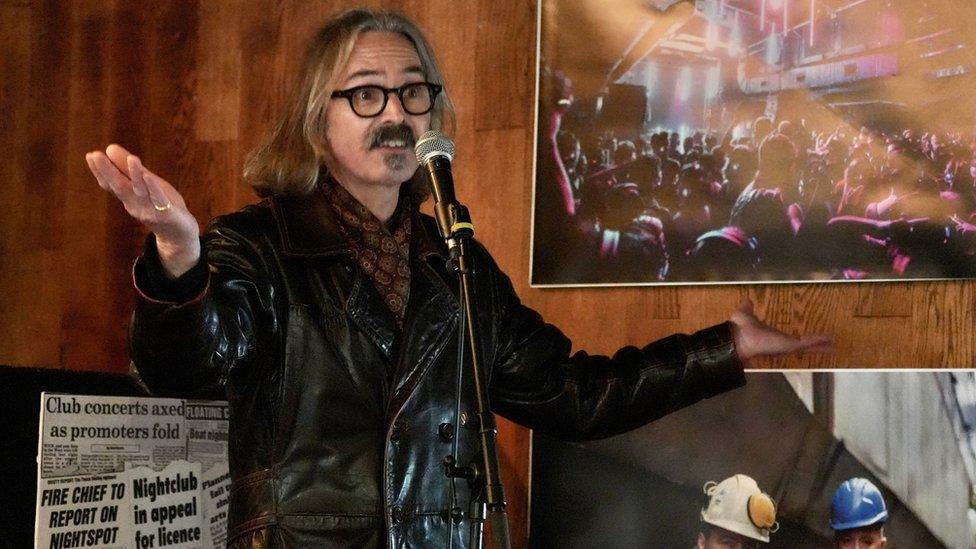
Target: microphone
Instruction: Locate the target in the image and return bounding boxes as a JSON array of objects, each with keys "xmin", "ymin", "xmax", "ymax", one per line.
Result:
[
  {"xmin": 414, "ymin": 130, "xmax": 462, "ymax": 240},
  {"xmin": 416, "ymin": 132, "xmax": 511, "ymax": 549}
]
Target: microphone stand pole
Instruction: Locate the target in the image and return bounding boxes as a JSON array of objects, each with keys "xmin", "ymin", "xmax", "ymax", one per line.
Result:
[{"xmin": 432, "ymin": 194, "xmax": 511, "ymax": 549}]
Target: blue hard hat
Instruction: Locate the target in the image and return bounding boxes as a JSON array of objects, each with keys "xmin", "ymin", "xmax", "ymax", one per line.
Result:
[{"xmin": 830, "ymin": 478, "xmax": 889, "ymax": 531}]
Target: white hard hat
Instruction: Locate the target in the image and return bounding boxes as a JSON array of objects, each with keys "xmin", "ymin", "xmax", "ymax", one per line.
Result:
[{"xmin": 700, "ymin": 474, "xmax": 779, "ymax": 543}]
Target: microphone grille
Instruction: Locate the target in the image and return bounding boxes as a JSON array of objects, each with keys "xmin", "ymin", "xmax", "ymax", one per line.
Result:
[{"xmin": 414, "ymin": 130, "xmax": 455, "ymax": 164}]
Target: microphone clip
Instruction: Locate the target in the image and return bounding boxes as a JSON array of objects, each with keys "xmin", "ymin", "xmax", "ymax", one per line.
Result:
[{"xmin": 436, "ymin": 202, "xmax": 475, "ymax": 263}]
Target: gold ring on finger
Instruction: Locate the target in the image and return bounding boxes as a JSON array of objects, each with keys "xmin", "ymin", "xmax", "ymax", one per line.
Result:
[{"xmin": 153, "ymin": 202, "xmax": 172, "ymax": 212}]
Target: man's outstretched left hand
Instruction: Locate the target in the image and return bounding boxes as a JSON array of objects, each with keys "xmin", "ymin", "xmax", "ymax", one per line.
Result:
[{"xmin": 730, "ymin": 299, "xmax": 833, "ymax": 363}]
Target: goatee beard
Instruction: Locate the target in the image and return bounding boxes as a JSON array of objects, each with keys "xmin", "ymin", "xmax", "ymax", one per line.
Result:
[{"xmin": 384, "ymin": 153, "xmax": 407, "ymax": 171}]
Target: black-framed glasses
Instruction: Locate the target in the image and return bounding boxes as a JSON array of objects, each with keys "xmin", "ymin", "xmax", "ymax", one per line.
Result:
[{"xmin": 330, "ymin": 82, "xmax": 442, "ymax": 118}]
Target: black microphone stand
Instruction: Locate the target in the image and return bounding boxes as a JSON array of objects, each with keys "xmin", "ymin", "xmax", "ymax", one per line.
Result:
[{"xmin": 427, "ymin": 164, "xmax": 511, "ymax": 549}]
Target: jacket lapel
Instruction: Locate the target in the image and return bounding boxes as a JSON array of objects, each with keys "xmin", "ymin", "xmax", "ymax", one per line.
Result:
[
  {"xmin": 345, "ymin": 271, "xmax": 397, "ymax": 362},
  {"xmin": 270, "ymin": 190, "xmax": 397, "ymax": 363},
  {"xmin": 387, "ymin": 218, "xmax": 461, "ymax": 417}
]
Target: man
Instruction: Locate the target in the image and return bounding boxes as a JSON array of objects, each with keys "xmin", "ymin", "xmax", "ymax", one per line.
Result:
[
  {"xmin": 85, "ymin": 9, "xmax": 829, "ymax": 547},
  {"xmin": 729, "ymin": 133, "xmax": 801, "ymax": 276},
  {"xmin": 830, "ymin": 478, "xmax": 888, "ymax": 549},
  {"xmin": 697, "ymin": 474, "xmax": 777, "ymax": 549},
  {"xmin": 753, "ymin": 117, "xmax": 774, "ymax": 149}
]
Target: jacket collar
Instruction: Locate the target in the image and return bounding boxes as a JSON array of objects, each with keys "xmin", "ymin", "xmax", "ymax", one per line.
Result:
[
  {"xmin": 270, "ymin": 188, "xmax": 349, "ymax": 258},
  {"xmin": 268, "ymin": 181, "xmax": 446, "ymax": 261}
]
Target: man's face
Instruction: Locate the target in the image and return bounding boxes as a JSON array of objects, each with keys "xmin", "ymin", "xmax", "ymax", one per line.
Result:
[
  {"xmin": 697, "ymin": 529, "xmax": 761, "ymax": 549},
  {"xmin": 834, "ymin": 527, "xmax": 886, "ymax": 549},
  {"xmin": 885, "ymin": 149, "xmax": 906, "ymax": 174},
  {"xmin": 324, "ymin": 31, "xmax": 431, "ymax": 191}
]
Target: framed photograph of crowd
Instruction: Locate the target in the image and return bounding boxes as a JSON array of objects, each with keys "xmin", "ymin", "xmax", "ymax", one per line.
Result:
[{"xmin": 531, "ymin": 0, "xmax": 976, "ymax": 286}]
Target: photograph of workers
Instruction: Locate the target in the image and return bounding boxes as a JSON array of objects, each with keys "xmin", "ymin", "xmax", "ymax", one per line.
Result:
[
  {"xmin": 531, "ymin": 0, "xmax": 976, "ymax": 285},
  {"xmin": 830, "ymin": 477, "xmax": 890, "ymax": 549},
  {"xmin": 530, "ymin": 370, "xmax": 976, "ymax": 548},
  {"xmin": 697, "ymin": 474, "xmax": 779, "ymax": 548}
]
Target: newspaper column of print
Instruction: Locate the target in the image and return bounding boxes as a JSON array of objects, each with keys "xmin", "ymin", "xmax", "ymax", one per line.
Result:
[
  {"xmin": 35, "ymin": 393, "xmax": 231, "ymax": 549},
  {"xmin": 130, "ymin": 462, "xmax": 204, "ymax": 548},
  {"xmin": 185, "ymin": 402, "xmax": 231, "ymax": 547},
  {"xmin": 37, "ymin": 473, "xmax": 131, "ymax": 549}
]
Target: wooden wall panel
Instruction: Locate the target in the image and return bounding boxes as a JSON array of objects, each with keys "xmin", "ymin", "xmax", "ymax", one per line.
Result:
[
  {"xmin": 62, "ymin": 1, "xmax": 115, "ymax": 371},
  {"xmin": 0, "ymin": 0, "xmax": 34, "ymax": 365},
  {"xmin": 474, "ymin": 0, "xmax": 535, "ymax": 131},
  {"xmin": 195, "ymin": 0, "xmax": 242, "ymax": 143},
  {"xmin": 2, "ymin": 1, "xmax": 974, "ymax": 547}
]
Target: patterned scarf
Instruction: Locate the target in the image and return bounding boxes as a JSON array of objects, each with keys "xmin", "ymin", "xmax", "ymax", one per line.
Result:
[{"xmin": 321, "ymin": 180, "xmax": 412, "ymax": 324}]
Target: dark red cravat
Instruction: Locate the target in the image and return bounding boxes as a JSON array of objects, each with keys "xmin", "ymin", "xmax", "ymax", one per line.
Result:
[{"xmin": 321, "ymin": 181, "xmax": 412, "ymax": 324}]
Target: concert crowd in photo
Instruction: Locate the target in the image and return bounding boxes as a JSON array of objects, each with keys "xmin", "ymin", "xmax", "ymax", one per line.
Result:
[
  {"xmin": 535, "ymin": 99, "xmax": 976, "ymax": 283},
  {"xmin": 532, "ymin": 0, "xmax": 976, "ymax": 285}
]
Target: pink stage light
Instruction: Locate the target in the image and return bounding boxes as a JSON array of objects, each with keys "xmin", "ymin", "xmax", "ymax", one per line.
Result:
[
  {"xmin": 706, "ymin": 66, "xmax": 721, "ymax": 99},
  {"xmin": 730, "ymin": 12, "xmax": 744, "ymax": 57},
  {"xmin": 677, "ymin": 67, "xmax": 693, "ymax": 102},
  {"xmin": 765, "ymin": 28, "xmax": 780, "ymax": 65},
  {"xmin": 809, "ymin": 0, "xmax": 815, "ymax": 47}
]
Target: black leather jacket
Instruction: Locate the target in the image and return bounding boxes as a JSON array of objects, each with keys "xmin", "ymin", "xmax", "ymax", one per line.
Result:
[{"xmin": 129, "ymin": 189, "xmax": 745, "ymax": 548}]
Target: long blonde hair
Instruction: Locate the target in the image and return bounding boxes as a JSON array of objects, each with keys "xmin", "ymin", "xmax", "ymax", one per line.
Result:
[{"xmin": 244, "ymin": 9, "xmax": 456, "ymax": 197}]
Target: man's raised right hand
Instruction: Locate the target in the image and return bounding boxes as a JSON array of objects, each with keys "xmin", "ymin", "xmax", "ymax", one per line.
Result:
[{"xmin": 86, "ymin": 144, "xmax": 201, "ymax": 278}]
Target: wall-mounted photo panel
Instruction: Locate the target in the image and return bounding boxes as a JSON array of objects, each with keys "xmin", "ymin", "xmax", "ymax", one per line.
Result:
[
  {"xmin": 532, "ymin": 0, "xmax": 976, "ymax": 286},
  {"xmin": 531, "ymin": 370, "xmax": 976, "ymax": 548}
]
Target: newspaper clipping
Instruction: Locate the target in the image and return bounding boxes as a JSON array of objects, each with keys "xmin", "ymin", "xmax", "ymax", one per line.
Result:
[{"xmin": 35, "ymin": 393, "xmax": 231, "ymax": 549}]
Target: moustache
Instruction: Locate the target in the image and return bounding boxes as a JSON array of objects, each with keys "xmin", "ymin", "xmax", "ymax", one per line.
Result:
[{"xmin": 369, "ymin": 124, "xmax": 416, "ymax": 150}]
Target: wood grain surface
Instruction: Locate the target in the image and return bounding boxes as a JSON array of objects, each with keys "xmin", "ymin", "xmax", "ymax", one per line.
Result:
[{"xmin": 2, "ymin": 1, "xmax": 973, "ymax": 546}]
